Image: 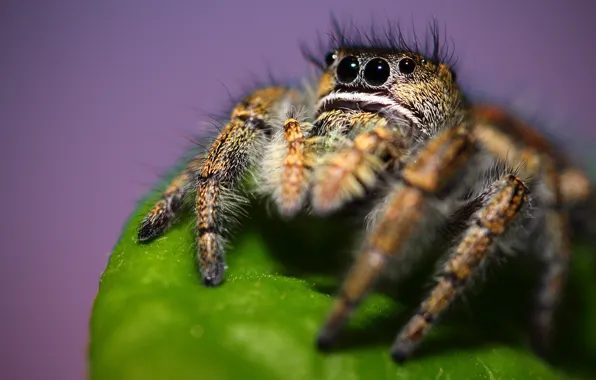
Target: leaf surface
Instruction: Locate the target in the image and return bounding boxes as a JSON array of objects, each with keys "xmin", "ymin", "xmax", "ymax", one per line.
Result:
[{"xmin": 90, "ymin": 180, "xmax": 596, "ymax": 380}]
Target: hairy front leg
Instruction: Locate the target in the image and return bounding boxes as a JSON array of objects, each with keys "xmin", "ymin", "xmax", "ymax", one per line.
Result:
[
  {"xmin": 310, "ymin": 112, "xmax": 408, "ymax": 214},
  {"xmin": 196, "ymin": 87, "xmax": 298, "ymax": 286},
  {"xmin": 261, "ymin": 117, "xmax": 318, "ymax": 217},
  {"xmin": 316, "ymin": 125, "xmax": 476, "ymax": 349},
  {"xmin": 391, "ymin": 174, "xmax": 530, "ymax": 362}
]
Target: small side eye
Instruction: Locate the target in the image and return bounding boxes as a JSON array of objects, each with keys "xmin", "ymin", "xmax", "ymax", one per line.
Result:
[
  {"xmin": 363, "ymin": 58, "xmax": 391, "ymax": 86},
  {"xmin": 398, "ymin": 58, "xmax": 416, "ymax": 75},
  {"xmin": 325, "ymin": 51, "xmax": 338, "ymax": 66},
  {"xmin": 336, "ymin": 56, "xmax": 359, "ymax": 83}
]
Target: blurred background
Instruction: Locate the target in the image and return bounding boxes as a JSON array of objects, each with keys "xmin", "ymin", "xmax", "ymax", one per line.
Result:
[{"xmin": 1, "ymin": 0, "xmax": 595, "ymax": 379}]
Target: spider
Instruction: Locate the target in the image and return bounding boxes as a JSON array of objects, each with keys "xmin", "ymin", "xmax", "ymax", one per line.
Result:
[{"xmin": 136, "ymin": 22, "xmax": 592, "ymax": 363}]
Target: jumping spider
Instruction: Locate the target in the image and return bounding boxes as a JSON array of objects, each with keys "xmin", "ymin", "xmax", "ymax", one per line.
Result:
[{"xmin": 137, "ymin": 23, "xmax": 592, "ymax": 363}]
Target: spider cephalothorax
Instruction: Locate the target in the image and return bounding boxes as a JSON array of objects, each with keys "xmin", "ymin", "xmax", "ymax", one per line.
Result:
[
  {"xmin": 136, "ymin": 22, "xmax": 591, "ymax": 363},
  {"xmin": 316, "ymin": 47, "xmax": 463, "ymax": 136}
]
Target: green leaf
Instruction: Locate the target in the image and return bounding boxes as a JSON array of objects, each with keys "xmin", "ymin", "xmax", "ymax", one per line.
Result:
[{"xmin": 89, "ymin": 177, "xmax": 596, "ymax": 380}]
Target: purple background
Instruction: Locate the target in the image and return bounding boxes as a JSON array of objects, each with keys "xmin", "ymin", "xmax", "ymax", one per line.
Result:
[{"xmin": 1, "ymin": 1, "xmax": 595, "ymax": 379}]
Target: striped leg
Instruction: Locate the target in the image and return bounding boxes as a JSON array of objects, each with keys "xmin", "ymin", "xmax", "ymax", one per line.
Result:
[
  {"xmin": 391, "ymin": 175, "xmax": 529, "ymax": 362},
  {"xmin": 311, "ymin": 122, "xmax": 407, "ymax": 215},
  {"xmin": 470, "ymin": 105, "xmax": 589, "ymax": 355},
  {"xmin": 316, "ymin": 126, "xmax": 475, "ymax": 350},
  {"xmin": 262, "ymin": 117, "xmax": 318, "ymax": 217},
  {"xmin": 138, "ymin": 170, "xmax": 191, "ymax": 242},
  {"xmin": 196, "ymin": 87, "xmax": 296, "ymax": 286}
]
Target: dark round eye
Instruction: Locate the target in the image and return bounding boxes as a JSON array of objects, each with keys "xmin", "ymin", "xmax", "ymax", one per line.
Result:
[
  {"xmin": 336, "ymin": 56, "xmax": 359, "ymax": 83},
  {"xmin": 363, "ymin": 58, "xmax": 391, "ymax": 86},
  {"xmin": 398, "ymin": 58, "xmax": 416, "ymax": 75},
  {"xmin": 325, "ymin": 51, "xmax": 338, "ymax": 66}
]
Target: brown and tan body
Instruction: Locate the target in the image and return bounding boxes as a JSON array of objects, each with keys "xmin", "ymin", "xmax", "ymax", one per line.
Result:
[{"xmin": 137, "ymin": 26, "xmax": 592, "ymax": 363}]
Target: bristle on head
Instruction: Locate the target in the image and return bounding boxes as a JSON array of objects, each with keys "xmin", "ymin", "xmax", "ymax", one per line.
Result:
[{"xmin": 301, "ymin": 16, "xmax": 458, "ymax": 71}]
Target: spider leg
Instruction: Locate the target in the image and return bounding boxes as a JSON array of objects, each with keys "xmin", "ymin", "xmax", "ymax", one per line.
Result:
[
  {"xmin": 391, "ymin": 174, "xmax": 530, "ymax": 362},
  {"xmin": 310, "ymin": 112, "xmax": 408, "ymax": 214},
  {"xmin": 195, "ymin": 87, "xmax": 298, "ymax": 286},
  {"xmin": 470, "ymin": 105, "xmax": 588, "ymax": 355},
  {"xmin": 530, "ymin": 159, "xmax": 571, "ymax": 355},
  {"xmin": 316, "ymin": 125, "xmax": 476, "ymax": 349},
  {"xmin": 138, "ymin": 170, "xmax": 191, "ymax": 241},
  {"xmin": 261, "ymin": 117, "xmax": 318, "ymax": 217}
]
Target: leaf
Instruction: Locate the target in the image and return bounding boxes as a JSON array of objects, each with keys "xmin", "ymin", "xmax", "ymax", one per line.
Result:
[{"xmin": 89, "ymin": 177, "xmax": 596, "ymax": 380}]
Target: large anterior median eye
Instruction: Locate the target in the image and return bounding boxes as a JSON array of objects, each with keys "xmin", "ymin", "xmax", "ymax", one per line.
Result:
[
  {"xmin": 363, "ymin": 58, "xmax": 390, "ymax": 86},
  {"xmin": 336, "ymin": 56, "xmax": 359, "ymax": 83}
]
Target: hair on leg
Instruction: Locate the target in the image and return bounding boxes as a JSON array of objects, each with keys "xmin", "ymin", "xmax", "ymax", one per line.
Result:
[
  {"xmin": 138, "ymin": 170, "xmax": 192, "ymax": 242},
  {"xmin": 195, "ymin": 87, "xmax": 300, "ymax": 286},
  {"xmin": 316, "ymin": 125, "xmax": 476, "ymax": 350},
  {"xmin": 391, "ymin": 174, "xmax": 530, "ymax": 362}
]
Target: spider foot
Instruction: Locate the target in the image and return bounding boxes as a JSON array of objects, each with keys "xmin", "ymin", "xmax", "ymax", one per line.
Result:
[
  {"xmin": 390, "ymin": 339, "xmax": 413, "ymax": 364},
  {"xmin": 137, "ymin": 200, "xmax": 172, "ymax": 242},
  {"xmin": 529, "ymin": 310, "xmax": 554, "ymax": 360},
  {"xmin": 199, "ymin": 254, "xmax": 226, "ymax": 287},
  {"xmin": 315, "ymin": 328, "xmax": 337, "ymax": 352}
]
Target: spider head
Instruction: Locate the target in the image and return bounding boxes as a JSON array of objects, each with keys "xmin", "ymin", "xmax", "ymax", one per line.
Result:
[{"xmin": 315, "ymin": 48, "xmax": 464, "ymax": 134}]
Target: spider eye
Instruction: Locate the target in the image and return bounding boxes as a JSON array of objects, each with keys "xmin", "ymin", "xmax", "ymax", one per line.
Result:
[
  {"xmin": 398, "ymin": 57, "xmax": 416, "ymax": 75},
  {"xmin": 336, "ymin": 56, "xmax": 359, "ymax": 83},
  {"xmin": 325, "ymin": 51, "xmax": 338, "ymax": 66},
  {"xmin": 363, "ymin": 58, "xmax": 390, "ymax": 86}
]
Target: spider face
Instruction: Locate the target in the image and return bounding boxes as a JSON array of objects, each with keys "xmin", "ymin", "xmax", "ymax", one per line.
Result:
[
  {"xmin": 316, "ymin": 48, "xmax": 463, "ymax": 134},
  {"xmin": 138, "ymin": 24, "xmax": 592, "ymax": 364}
]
